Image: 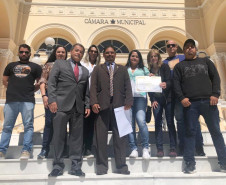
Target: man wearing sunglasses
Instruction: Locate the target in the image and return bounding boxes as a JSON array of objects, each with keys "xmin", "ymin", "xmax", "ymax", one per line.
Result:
[
  {"xmin": 0, "ymin": 44, "xmax": 42, "ymax": 160},
  {"xmin": 163, "ymin": 40, "xmax": 205, "ymax": 156}
]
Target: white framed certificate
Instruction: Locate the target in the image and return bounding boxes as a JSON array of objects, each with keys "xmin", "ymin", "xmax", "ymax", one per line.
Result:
[{"xmin": 135, "ymin": 76, "xmax": 162, "ymax": 93}]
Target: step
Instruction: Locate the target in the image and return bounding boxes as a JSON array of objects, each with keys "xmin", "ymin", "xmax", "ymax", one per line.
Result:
[
  {"xmin": 0, "ymin": 172, "xmax": 226, "ymax": 185},
  {"xmin": 3, "ymin": 144, "xmax": 217, "ymax": 159},
  {"xmin": 0, "ymin": 157, "xmax": 222, "ymax": 175},
  {"xmin": 4, "ymin": 131, "xmax": 226, "ymax": 146}
]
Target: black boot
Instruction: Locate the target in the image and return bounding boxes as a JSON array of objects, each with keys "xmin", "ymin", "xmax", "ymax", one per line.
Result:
[{"xmin": 37, "ymin": 148, "xmax": 49, "ymax": 159}]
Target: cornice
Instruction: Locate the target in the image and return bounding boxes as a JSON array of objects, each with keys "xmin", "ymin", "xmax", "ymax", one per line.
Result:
[{"xmin": 20, "ymin": 0, "xmax": 221, "ymax": 19}]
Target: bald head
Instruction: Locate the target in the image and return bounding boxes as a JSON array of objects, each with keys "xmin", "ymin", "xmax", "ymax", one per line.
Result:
[{"xmin": 166, "ymin": 40, "xmax": 178, "ymax": 57}]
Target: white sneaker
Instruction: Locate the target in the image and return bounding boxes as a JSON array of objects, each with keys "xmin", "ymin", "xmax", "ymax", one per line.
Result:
[
  {"xmin": 142, "ymin": 148, "xmax": 150, "ymax": 160},
  {"xmin": 20, "ymin": 150, "xmax": 30, "ymax": 160},
  {"xmin": 129, "ymin": 149, "xmax": 138, "ymax": 158}
]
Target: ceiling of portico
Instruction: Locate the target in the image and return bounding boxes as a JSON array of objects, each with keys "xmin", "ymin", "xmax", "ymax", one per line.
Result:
[
  {"xmin": 214, "ymin": 7, "xmax": 226, "ymax": 43},
  {"xmin": 0, "ymin": 1, "xmax": 10, "ymax": 38}
]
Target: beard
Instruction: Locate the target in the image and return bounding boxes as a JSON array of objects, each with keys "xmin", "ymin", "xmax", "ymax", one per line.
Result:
[{"xmin": 19, "ymin": 55, "xmax": 30, "ymax": 62}]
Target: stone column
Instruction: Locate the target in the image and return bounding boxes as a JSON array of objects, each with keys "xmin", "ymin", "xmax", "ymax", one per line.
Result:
[
  {"xmin": 0, "ymin": 49, "xmax": 13, "ymax": 129},
  {"xmin": 211, "ymin": 52, "xmax": 226, "ymax": 100}
]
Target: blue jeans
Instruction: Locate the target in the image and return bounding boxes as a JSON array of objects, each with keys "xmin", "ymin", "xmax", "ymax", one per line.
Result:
[
  {"xmin": 183, "ymin": 99, "xmax": 226, "ymax": 165},
  {"xmin": 42, "ymin": 107, "xmax": 54, "ymax": 150},
  {"xmin": 153, "ymin": 96, "xmax": 177, "ymax": 150},
  {"xmin": 174, "ymin": 99, "xmax": 204, "ymax": 151},
  {"xmin": 128, "ymin": 97, "xmax": 149, "ymax": 150},
  {"xmin": 0, "ymin": 102, "xmax": 34, "ymax": 153}
]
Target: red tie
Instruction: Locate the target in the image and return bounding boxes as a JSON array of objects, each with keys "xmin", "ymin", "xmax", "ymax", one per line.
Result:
[{"xmin": 74, "ymin": 63, "xmax": 79, "ymax": 81}]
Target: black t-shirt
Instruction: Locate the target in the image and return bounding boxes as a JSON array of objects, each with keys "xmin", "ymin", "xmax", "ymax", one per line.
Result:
[{"xmin": 3, "ymin": 61, "xmax": 42, "ymax": 103}]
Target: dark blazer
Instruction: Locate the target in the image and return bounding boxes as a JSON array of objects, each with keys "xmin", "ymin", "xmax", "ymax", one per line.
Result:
[
  {"xmin": 90, "ymin": 63, "xmax": 133, "ymax": 111},
  {"xmin": 48, "ymin": 59, "xmax": 90, "ymax": 114}
]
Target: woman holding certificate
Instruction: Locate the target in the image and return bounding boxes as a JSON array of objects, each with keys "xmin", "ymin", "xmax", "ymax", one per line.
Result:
[
  {"xmin": 147, "ymin": 49, "xmax": 177, "ymax": 158},
  {"xmin": 125, "ymin": 50, "xmax": 150, "ymax": 159}
]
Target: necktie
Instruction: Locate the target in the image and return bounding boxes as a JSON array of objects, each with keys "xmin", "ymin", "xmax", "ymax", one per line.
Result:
[
  {"xmin": 109, "ymin": 64, "xmax": 113, "ymax": 96},
  {"xmin": 74, "ymin": 63, "xmax": 79, "ymax": 81}
]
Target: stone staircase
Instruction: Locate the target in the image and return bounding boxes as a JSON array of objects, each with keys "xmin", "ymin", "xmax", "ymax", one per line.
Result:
[{"xmin": 0, "ymin": 132, "xmax": 226, "ymax": 185}]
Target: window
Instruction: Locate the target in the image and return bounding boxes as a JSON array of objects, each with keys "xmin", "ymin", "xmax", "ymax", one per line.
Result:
[
  {"xmin": 39, "ymin": 38, "xmax": 72, "ymax": 52},
  {"xmin": 98, "ymin": 40, "xmax": 129, "ymax": 53},
  {"xmin": 151, "ymin": 40, "xmax": 183, "ymax": 54}
]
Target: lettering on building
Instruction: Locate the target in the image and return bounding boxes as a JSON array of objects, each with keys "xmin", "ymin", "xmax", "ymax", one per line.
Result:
[{"xmin": 84, "ymin": 18, "xmax": 146, "ymax": 25}]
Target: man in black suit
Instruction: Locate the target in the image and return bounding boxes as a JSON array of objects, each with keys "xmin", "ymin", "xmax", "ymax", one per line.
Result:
[
  {"xmin": 90, "ymin": 45, "xmax": 133, "ymax": 175},
  {"xmin": 48, "ymin": 43, "xmax": 90, "ymax": 177}
]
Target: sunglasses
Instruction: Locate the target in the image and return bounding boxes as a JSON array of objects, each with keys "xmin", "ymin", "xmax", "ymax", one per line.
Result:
[
  {"xmin": 166, "ymin": 44, "xmax": 176, "ymax": 48},
  {"xmin": 19, "ymin": 51, "xmax": 30, "ymax": 54}
]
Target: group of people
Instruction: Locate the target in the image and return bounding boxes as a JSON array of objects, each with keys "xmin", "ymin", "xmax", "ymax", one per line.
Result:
[{"xmin": 0, "ymin": 38, "xmax": 226, "ymax": 176}]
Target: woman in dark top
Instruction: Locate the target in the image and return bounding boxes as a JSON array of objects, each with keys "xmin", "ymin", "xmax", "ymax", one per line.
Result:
[
  {"xmin": 38, "ymin": 45, "xmax": 68, "ymax": 159},
  {"xmin": 147, "ymin": 49, "xmax": 177, "ymax": 158}
]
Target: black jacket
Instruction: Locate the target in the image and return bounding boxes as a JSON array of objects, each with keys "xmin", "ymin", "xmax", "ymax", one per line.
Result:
[
  {"xmin": 173, "ymin": 57, "xmax": 220, "ymax": 101},
  {"xmin": 148, "ymin": 63, "xmax": 172, "ymax": 103}
]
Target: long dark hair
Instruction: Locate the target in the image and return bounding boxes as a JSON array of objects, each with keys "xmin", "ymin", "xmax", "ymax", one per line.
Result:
[
  {"xmin": 45, "ymin": 45, "xmax": 67, "ymax": 64},
  {"xmin": 83, "ymin": 44, "xmax": 101, "ymax": 65},
  {"xmin": 125, "ymin": 49, "xmax": 145, "ymax": 69}
]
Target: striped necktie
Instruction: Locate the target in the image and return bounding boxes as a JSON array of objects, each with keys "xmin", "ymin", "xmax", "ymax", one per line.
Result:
[{"xmin": 109, "ymin": 64, "xmax": 113, "ymax": 96}]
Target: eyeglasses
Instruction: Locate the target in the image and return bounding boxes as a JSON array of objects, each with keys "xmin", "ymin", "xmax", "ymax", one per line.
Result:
[
  {"xmin": 166, "ymin": 44, "xmax": 176, "ymax": 48},
  {"xmin": 89, "ymin": 50, "xmax": 98, "ymax": 54},
  {"xmin": 19, "ymin": 51, "xmax": 30, "ymax": 54}
]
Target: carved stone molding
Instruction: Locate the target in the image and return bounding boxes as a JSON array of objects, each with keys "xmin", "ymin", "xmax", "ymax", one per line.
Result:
[
  {"xmin": 0, "ymin": 49, "xmax": 14, "ymax": 62},
  {"xmin": 29, "ymin": 6, "xmax": 190, "ymax": 19},
  {"xmin": 211, "ymin": 52, "xmax": 226, "ymax": 99}
]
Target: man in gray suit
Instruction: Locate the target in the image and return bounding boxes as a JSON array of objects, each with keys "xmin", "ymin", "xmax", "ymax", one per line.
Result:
[
  {"xmin": 48, "ymin": 43, "xmax": 90, "ymax": 177},
  {"xmin": 90, "ymin": 45, "xmax": 133, "ymax": 175}
]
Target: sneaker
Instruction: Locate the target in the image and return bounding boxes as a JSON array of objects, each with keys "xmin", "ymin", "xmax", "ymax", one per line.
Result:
[
  {"xmin": 37, "ymin": 149, "xmax": 48, "ymax": 159},
  {"xmin": 20, "ymin": 150, "xmax": 30, "ymax": 160},
  {"xmin": 0, "ymin": 152, "xmax": 5, "ymax": 159},
  {"xmin": 84, "ymin": 149, "xmax": 94, "ymax": 158},
  {"xmin": 169, "ymin": 149, "xmax": 177, "ymax": 157},
  {"xmin": 184, "ymin": 162, "xmax": 196, "ymax": 174},
  {"xmin": 220, "ymin": 164, "xmax": 226, "ymax": 173},
  {"xmin": 196, "ymin": 146, "xmax": 206, "ymax": 156},
  {"xmin": 142, "ymin": 148, "xmax": 150, "ymax": 160},
  {"xmin": 129, "ymin": 149, "xmax": 138, "ymax": 158},
  {"xmin": 156, "ymin": 150, "xmax": 164, "ymax": 157}
]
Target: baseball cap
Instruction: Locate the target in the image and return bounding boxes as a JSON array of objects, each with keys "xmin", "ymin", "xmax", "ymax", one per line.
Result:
[{"xmin": 183, "ymin": 39, "xmax": 196, "ymax": 49}]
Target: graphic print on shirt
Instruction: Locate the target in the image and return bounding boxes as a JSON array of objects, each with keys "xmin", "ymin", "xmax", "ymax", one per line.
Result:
[
  {"xmin": 13, "ymin": 64, "xmax": 31, "ymax": 78},
  {"xmin": 184, "ymin": 64, "xmax": 208, "ymax": 78}
]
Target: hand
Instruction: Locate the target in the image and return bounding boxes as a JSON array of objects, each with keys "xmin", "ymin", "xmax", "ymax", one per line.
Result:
[
  {"xmin": 92, "ymin": 104, "xmax": 100, "ymax": 114},
  {"xmin": 152, "ymin": 101, "xmax": 158, "ymax": 109},
  {"xmin": 210, "ymin": 96, "xmax": 218, "ymax": 106},
  {"xmin": 124, "ymin": 105, "xmax": 131, "ymax": 110},
  {"xmin": 85, "ymin": 108, "xmax": 91, "ymax": 118},
  {"xmin": 42, "ymin": 96, "xmax": 49, "ymax": 109},
  {"xmin": 49, "ymin": 102, "xmax": 58, "ymax": 113},
  {"xmin": 160, "ymin": 82, "xmax": 166, "ymax": 89},
  {"xmin": 149, "ymin": 73, "xmax": 155, "ymax": 77},
  {"xmin": 181, "ymin": 98, "xmax": 191, "ymax": 107}
]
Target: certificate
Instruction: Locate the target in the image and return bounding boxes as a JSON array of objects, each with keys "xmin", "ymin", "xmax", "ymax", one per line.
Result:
[
  {"xmin": 114, "ymin": 107, "xmax": 133, "ymax": 138},
  {"xmin": 135, "ymin": 76, "xmax": 162, "ymax": 93}
]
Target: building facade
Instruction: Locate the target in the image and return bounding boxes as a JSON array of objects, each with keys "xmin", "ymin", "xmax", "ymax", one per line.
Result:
[{"xmin": 0, "ymin": 0, "xmax": 226, "ymax": 98}]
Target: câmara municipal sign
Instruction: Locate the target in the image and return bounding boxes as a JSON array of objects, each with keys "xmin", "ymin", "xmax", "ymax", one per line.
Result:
[{"xmin": 84, "ymin": 18, "xmax": 146, "ymax": 25}]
